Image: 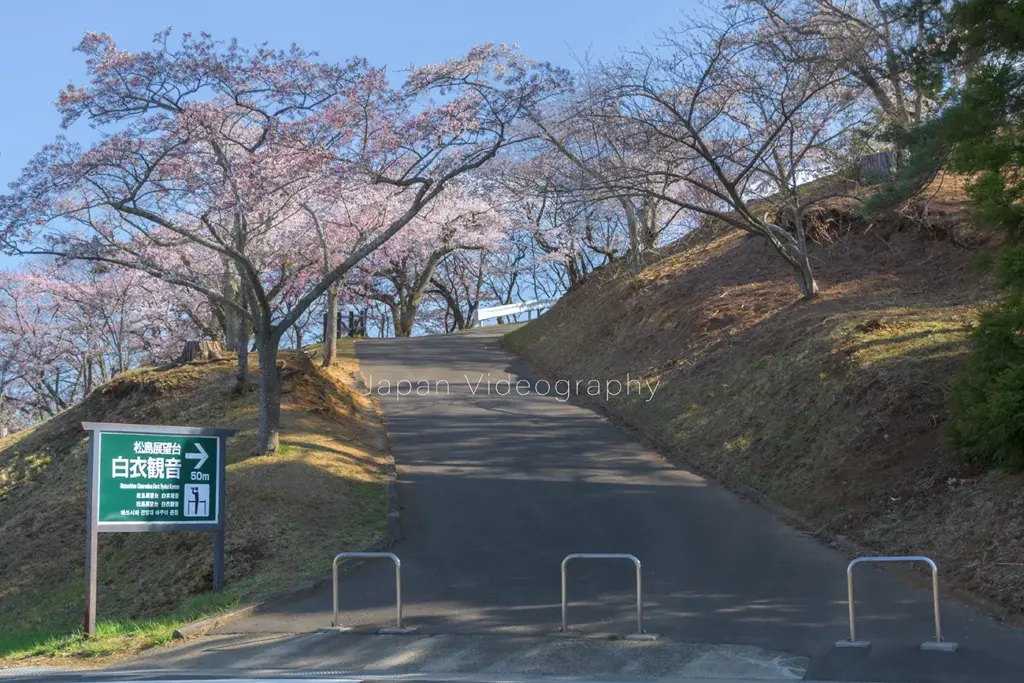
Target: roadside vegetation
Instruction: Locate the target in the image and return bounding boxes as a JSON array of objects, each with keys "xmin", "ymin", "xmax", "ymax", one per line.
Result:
[
  {"xmin": 0, "ymin": 340, "xmax": 391, "ymax": 667},
  {"xmin": 873, "ymin": 0, "xmax": 1024, "ymax": 472}
]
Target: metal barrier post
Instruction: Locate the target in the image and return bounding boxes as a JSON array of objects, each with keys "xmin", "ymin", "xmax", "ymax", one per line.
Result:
[
  {"xmin": 555, "ymin": 553, "xmax": 658, "ymax": 641},
  {"xmin": 327, "ymin": 552, "xmax": 415, "ymax": 634},
  {"xmin": 835, "ymin": 555, "xmax": 956, "ymax": 652}
]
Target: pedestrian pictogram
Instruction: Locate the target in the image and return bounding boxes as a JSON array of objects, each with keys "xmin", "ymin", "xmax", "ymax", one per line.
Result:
[{"xmin": 184, "ymin": 483, "xmax": 210, "ymax": 517}]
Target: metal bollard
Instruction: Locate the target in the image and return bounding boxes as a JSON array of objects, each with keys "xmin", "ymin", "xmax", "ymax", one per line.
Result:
[
  {"xmin": 556, "ymin": 553, "xmax": 657, "ymax": 641},
  {"xmin": 835, "ymin": 556, "xmax": 957, "ymax": 652},
  {"xmin": 328, "ymin": 552, "xmax": 415, "ymax": 634}
]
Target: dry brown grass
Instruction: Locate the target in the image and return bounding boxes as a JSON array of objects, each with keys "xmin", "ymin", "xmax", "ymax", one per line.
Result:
[
  {"xmin": 0, "ymin": 342, "xmax": 391, "ymax": 663},
  {"xmin": 507, "ymin": 177, "xmax": 1024, "ymax": 619}
]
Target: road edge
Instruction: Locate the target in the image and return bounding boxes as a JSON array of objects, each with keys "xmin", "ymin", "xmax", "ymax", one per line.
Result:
[{"xmin": 172, "ymin": 358, "xmax": 402, "ymax": 640}]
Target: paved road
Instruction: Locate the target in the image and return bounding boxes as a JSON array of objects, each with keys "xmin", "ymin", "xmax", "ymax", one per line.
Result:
[
  {"xmin": 105, "ymin": 632, "xmax": 808, "ymax": 681},
  {"xmin": 122, "ymin": 327, "xmax": 1024, "ymax": 681}
]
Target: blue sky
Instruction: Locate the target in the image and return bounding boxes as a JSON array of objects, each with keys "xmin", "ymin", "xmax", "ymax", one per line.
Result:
[{"xmin": 0, "ymin": 0, "xmax": 691, "ymax": 190}]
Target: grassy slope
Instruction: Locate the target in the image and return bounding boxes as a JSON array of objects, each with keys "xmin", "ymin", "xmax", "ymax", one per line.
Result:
[
  {"xmin": 0, "ymin": 339, "xmax": 391, "ymax": 664},
  {"xmin": 507, "ymin": 181, "xmax": 1024, "ymax": 618}
]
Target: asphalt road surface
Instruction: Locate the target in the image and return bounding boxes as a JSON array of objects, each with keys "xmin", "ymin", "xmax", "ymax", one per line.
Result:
[{"xmin": 114, "ymin": 327, "xmax": 1024, "ymax": 682}]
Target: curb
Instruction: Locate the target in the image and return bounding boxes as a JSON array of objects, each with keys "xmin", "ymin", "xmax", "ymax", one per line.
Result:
[
  {"xmin": 173, "ymin": 366, "xmax": 403, "ymax": 640},
  {"xmin": 172, "ymin": 578, "xmax": 321, "ymax": 639},
  {"xmin": 378, "ymin": 410, "xmax": 404, "ymax": 545},
  {"xmin": 362, "ymin": 360, "xmax": 404, "ymax": 544},
  {"xmin": 172, "ymin": 525, "xmax": 401, "ymax": 640}
]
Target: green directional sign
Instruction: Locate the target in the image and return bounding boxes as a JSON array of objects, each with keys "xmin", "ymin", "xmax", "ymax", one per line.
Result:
[
  {"xmin": 96, "ymin": 432, "xmax": 219, "ymax": 525},
  {"xmin": 81, "ymin": 422, "xmax": 236, "ymax": 638}
]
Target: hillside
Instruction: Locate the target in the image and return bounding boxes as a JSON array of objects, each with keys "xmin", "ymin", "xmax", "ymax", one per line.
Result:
[
  {"xmin": 0, "ymin": 341, "xmax": 392, "ymax": 663},
  {"xmin": 506, "ymin": 177, "xmax": 1024, "ymax": 619}
]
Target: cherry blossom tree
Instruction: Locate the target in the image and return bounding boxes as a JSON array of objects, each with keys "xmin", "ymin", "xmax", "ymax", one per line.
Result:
[
  {"xmin": 427, "ymin": 249, "xmax": 490, "ymax": 332},
  {"xmin": 0, "ymin": 273, "xmax": 58, "ymax": 425},
  {"xmin": 497, "ymin": 153, "xmax": 627, "ymax": 290},
  {"xmin": 0, "ymin": 263, "xmax": 197, "ymax": 426},
  {"xmin": 591, "ymin": 7, "xmax": 865, "ymax": 297},
  {"xmin": 0, "ymin": 269, "xmax": 98, "ymax": 420},
  {"xmin": 48, "ymin": 265, "xmax": 204, "ymax": 377},
  {"xmin": 530, "ymin": 80, "xmax": 689, "ymax": 267},
  {"xmin": 355, "ymin": 183, "xmax": 508, "ymax": 336},
  {"xmin": 1, "ymin": 31, "xmax": 567, "ymax": 454},
  {"xmin": 300, "ymin": 182, "xmax": 400, "ymax": 365}
]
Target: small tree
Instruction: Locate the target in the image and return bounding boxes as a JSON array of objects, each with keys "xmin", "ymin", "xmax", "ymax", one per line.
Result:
[{"xmin": 597, "ymin": 8, "xmax": 866, "ymax": 297}]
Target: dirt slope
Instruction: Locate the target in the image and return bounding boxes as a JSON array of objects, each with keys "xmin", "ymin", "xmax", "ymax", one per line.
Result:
[
  {"xmin": 0, "ymin": 342, "xmax": 391, "ymax": 657},
  {"xmin": 507, "ymin": 179, "xmax": 1024, "ymax": 618}
]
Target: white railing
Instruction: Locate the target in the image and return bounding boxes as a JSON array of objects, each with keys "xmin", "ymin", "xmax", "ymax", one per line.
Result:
[{"xmin": 474, "ymin": 299, "xmax": 556, "ymax": 324}]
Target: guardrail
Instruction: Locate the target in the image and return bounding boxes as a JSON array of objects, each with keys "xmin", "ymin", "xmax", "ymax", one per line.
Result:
[
  {"xmin": 474, "ymin": 299, "xmax": 556, "ymax": 324},
  {"xmin": 835, "ymin": 556, "xmax": 957, "ymax": 652},
  {"xmin": 556, "ymin": 553, "xmax": 657, "ymax": 640},
  {"xmin": 329, "ymin": 552, "xmax": 415, "ymax": 634}
]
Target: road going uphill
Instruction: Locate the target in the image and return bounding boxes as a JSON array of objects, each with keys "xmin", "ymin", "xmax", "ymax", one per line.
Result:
[{"xmin": 117, "ymin": 327, "xmax": 1024, "ymax": 682}]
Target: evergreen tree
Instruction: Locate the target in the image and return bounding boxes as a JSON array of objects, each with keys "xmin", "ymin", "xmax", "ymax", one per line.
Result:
[{"xmin": 882, "ymin": 0, "xmax": 1024, "ymax": 468}]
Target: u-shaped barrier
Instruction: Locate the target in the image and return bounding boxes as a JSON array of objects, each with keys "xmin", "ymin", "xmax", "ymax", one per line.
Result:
[
  {"xmin": 556, "ymin": 553, "xmax": 658, "ymax": 640},
  {"xmin": 329, "ymin": 552, "xmax": 416, "ymax": 634},
  {"xmin": 321, "ymin": 550, "xmax": 959, "ymax": 650},
  {"xmin": 835, "ymin": 556, "xmax": 957, "ymax": 652}
]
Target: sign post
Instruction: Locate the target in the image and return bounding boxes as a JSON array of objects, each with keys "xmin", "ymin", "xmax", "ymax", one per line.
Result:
[{"xmin": 81, "ymin": 422, "xmax": 236, "ymax": 637}]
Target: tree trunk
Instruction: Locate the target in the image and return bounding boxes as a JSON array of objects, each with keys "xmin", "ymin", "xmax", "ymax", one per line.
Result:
[
  {"xmin": 235, "ymin": 314, "xmax": 249, "ymax": 388},
  {"xmin": 178, "ymin": 340, "xmax": 225, "ymax": 362},
  {"xmin": 793, "ymin": 253, "xmax": 819, "ymax": 299},
  {"xmin": 397, "ymin": 307, "xmax": 416, "ymax": 337},
  {"xmin": 323, "ymin": 285, "xmax": 339, "ymax": 367},
  {"xmin": 83, "ymin": 356, "xmax": 93, "ymax": 395},
  {"xmin": 255, "ymin": 334, "xmax": 282, "ymax": 455},
  {"xmin": 388, "ymin": 303, "xmax": 402, "ymax": 338},
  {"xmin": 223, "ymin": 305, "xmax": 239, "ymax": 352},
  {"xmin": 447, "ymin": 303, "xmax": 465, "ymax": 331},
  {"xmin": 762, "ymin": 221, "xmax": 819, "ymax": 300},
  {"xmin": 221, "ymin": 262, "xmax": 240, "ymax": 352},
  {"xmin": 430, "ymin": 279, "xmax": 467, "ymax": 331}
]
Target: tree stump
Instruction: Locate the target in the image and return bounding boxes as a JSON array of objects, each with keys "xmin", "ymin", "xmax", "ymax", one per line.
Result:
[{"xmin": 178, "ymin": 340, "xmax": 225, "ymax": 363}]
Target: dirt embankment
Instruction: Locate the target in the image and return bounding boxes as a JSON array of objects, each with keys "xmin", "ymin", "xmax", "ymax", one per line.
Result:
[
  {"xmin": 0, "ymin": 341, "xmax": 391, "ymax": 660},
  {"xmin": 506, "ymin": 178, "xmax": 1024, "ymax": 619}
]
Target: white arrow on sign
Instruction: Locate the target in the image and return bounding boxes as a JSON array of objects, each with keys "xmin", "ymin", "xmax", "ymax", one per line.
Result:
[{"xmin": 185, "ymin": 443, "xmax": 209, "ymax": 470}]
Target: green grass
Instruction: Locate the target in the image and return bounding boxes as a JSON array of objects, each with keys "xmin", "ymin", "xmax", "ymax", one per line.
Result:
[
  {"xmin": 838, "ymin": 313, "xmax": 972, "ymax": 367},
  {"xmin": 0, "ymin": 592, "xmax": 239, "ymax": 661},
  {"xmin": 304, "ymin": 337, "xmax": 357, "ymax": 363}
]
